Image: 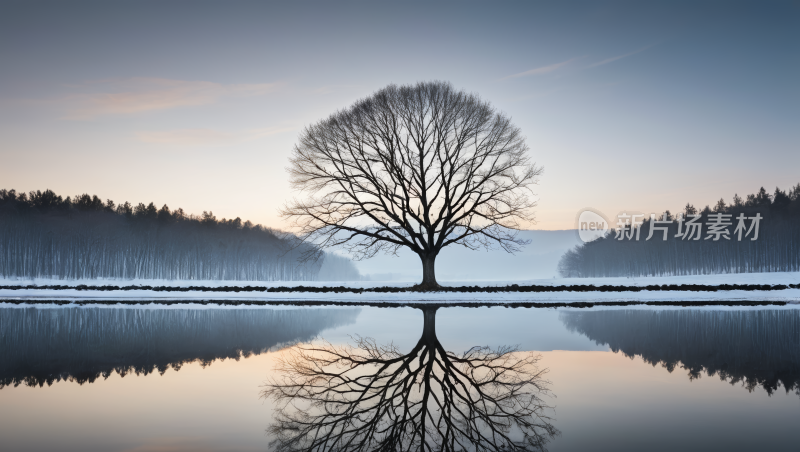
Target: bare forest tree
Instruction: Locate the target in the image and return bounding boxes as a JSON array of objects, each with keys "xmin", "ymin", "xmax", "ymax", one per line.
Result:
[
  {"xmin": 557, "ymin": 184, "xmax": 800, "ymax": 277},
  {"xmin": 282, "ymin": 81, "xmax": 542, "ymax": 288},
  {"xmin": 0, "ymin": 188, "xmax": 360, "ymax": 281},
  {"xmin": 262, "ymin": 306, "xmax": 558, "ymax": 452}
]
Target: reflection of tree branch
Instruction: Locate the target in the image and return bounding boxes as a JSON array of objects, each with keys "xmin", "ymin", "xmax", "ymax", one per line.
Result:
[{"xmin": 263, "ymin": 307, "xmax": 558, "ymax": 451}]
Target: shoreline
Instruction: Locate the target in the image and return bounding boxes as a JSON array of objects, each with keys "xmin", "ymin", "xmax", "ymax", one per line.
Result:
[
  {"xmin": 0, "ymin": 298, "xmax": 792, "ymax": 309},
  {"xmin": 1, "ymin": 282, "xmax": 798, "ymax": 293}
]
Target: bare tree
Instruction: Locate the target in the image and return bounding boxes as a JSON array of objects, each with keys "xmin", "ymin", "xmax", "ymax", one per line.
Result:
[
  {"xmin": 262, "ymin": 307, "xmax": 559, "ymax": 451},
  {"xmin": 282, "ymin": 81, "xmax": 542, "ymax": 288}
]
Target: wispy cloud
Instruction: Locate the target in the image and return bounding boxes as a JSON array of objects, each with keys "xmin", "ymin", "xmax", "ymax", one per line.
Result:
[
  {"xmin": 137, "ymin": 126, "xmax": 295, "ymax": 147},
  {"xmin": 310, "ymin": 84, "xmax": 362, "ymax": 95},
  {"xmin": 500, "ymin": 46, "xmax": 654, "ymax": 81},
  {"xmin": 137, "ymin": 128, "xmax": 236, "ymax": 146},
  {"xmin": 586, "ymin": 46, "xmax": 651, "ymax": 69},
  {"xmin": 59, "ymin": 78, "xmax": 281, "ymax": 119},
  {"xmin": 118, "ymin": 437, "xmax": 232, "ymax": 452},
  {"xmin": 501, "ymin": 58, "xmax": 581, "ymax": 80}
]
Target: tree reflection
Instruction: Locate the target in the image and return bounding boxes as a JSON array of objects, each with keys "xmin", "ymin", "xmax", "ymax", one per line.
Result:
[
  {"xmin": 263, "ymin": 307, "xmax": 558, "ymax": 451},
  {"xmin": 561, "ymin": 309, "xmax": 800, "ymax": 396},
  {"xmin": 0, "ymin": 307, "xmax": 360, "ymax": 388}
]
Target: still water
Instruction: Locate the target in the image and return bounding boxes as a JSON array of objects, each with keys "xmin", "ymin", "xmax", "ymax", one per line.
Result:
[{"xmin": 1, "ymin": 305, "xmax": 798, "ymax": 451}]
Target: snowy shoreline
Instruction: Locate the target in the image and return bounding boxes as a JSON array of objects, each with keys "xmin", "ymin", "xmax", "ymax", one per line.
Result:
[
  {"xmin": 2, "ymin": 271, "xmax": 799, "ymax": 288},
  {"xmin": 0, "ymin": 299, "xmax": 797, "ymax": 310},
  {"xmin": 1, "ymin": 272, "xmax": 798, "ymax": 305},
  {"xmin": 1, "ymin": 289, "xmax": 797, "ymax": 305}
]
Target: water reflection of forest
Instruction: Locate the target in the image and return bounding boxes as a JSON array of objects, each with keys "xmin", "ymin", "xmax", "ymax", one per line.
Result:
[
  {"xmin": 0, "ymin": 307, "xmax": 360, "ymax": 388},
  {"xmin": 561, "ymin": 309, "xmax": 800, "ymax": 396}
]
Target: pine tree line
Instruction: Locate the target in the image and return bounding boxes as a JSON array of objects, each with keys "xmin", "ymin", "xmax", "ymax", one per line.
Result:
[
  {"xmin": 0, "ymin": 188, "xmax": 360, "ymax": 281},
  {"xmin": 559, "ymin": 184, "xmax": 800, "ymax": 277}
]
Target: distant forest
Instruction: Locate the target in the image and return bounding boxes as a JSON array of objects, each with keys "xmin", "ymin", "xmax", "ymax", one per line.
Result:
[
  {"xmin": 559, "ymin": 184, "xmax": 800, "ymax": 277},
  {"xmin": 0, "ymin": 189, "xmax": 360, "ymax": 281}
]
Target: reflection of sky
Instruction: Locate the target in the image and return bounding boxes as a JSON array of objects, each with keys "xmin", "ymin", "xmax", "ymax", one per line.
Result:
[
  {"xmin": 323, "ymin": 306, "xmax": 609, "ymax": 352},
  {"xmin": 1, "ymin": 306, "xmax": 798, "ymax": 451},
  {"xmin": 1, "ymin": 2, "xmax": 797, "ymax": 230}
]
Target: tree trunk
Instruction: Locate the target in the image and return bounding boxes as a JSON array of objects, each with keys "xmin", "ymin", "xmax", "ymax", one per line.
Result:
[
  {"xmin": 421, "ymin": 307, "xmax": 438, "ymax": 344},
  {"xmin": 417, "ymin": 253, "xmax": 440, "ymax": 290}
]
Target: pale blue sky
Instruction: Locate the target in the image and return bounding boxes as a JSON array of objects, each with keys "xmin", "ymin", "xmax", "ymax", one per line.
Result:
[{"xmin": 1, "ymin": 1, "xmax": 797, "ymax": 229}]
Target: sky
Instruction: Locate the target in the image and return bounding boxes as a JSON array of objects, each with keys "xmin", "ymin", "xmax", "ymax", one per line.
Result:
[{"xmin": 1, "ymin": 0, "xmax": 797, "ymax": 230}]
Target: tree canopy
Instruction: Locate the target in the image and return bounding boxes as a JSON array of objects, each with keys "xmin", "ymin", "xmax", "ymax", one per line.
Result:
[{"xmin": 283, "ymin": 81, "xmax": 541, "ymax": 288}]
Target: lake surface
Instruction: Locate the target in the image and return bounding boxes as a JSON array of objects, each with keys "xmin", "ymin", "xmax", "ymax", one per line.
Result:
[{"xmin": 1, "ymin": 304, "xmax": 798, "ymax": 451}]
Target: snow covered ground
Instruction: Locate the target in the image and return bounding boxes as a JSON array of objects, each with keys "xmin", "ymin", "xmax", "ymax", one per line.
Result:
[
  {"xmin": 1, "ymin": 272, "xmax": 798, "ymax": 305},
  {"xmin": 3, "ymin": 271, "xmax": 798, "ymax": 288}
]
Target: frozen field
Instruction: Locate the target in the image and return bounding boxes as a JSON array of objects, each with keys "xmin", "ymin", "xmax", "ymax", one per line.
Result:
[{"xmin": 1, "ymin": 272, "xmax": 798, "ymax": 305}]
